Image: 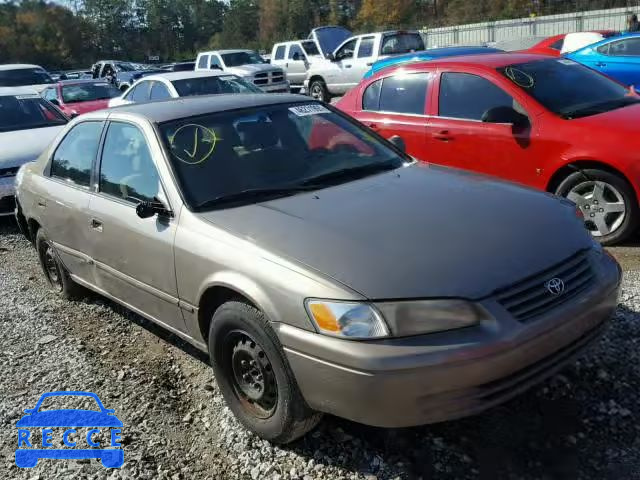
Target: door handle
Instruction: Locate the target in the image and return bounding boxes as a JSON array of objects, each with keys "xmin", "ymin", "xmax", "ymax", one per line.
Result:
[
  {"xmin": 366, "ymin": 122, "xmax": 378, "ymax": 129},
  {"xmin": 37, "ymin": 199, "xmax": 46, "ymax": 208},
  {"xmin": 345, "ymin": 64, "xmax": 352, "ymax": 68},
  {"xmin": 432, "ymin": 130, "xmax": 452, "ymax": 141},
  {"xmin": 89, "ymin": 218, "xmax": 103, "ymax": 233},
  {"xmin": 595, "ymin": 62, "xmax": 606, "ymax": 67}
]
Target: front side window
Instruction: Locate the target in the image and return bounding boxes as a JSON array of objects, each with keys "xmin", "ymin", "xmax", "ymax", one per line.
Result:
[
  {"xmin": 0, "ymin": 95, "xmax": 67, "ymax": 133},
  {"xmin": 357, "ymin": 37, "xmax": 375, "ymax": 58},
  {"xmin": 607, "ymin": 38, "xmax": 640, "ymax": 56},
  {"xmin": 43, "ymin": 88, "xmax": 58, "ymax": 102},
  {"xmin": 172, "ymin": 75, "xmax": 262, "ymax": 96},
  {"xmin": 221, "ymin": 51, "xmax": 265, "ymax": 67},
  {"xmin": 61, "ymin": 83, "xmax": 120, "ymax": 103},
  {"xmin": 210, "ymin": 55, "xmax": 223, "ymax": 69},
  {"xmin": 439, "ymin": 72, "xmax": 515, "ymax": 120},
  {"xmin": 197, "ymin": 55, "xmax": 209, "ymax": 69},
  {"xmin": 150, "ymin": 82, "xmax": 172, "ymax": 100},
  {"xmin": 159, "ymin": 102, "xmax": 406, "ymax": 210},
  {"xmin": 274, "ymin": 46, "xmax": 286, "ymax": 60},
  {"xmin": 289, "ymin": 45, "xmax": 304, "ymax": 60},
  {"xmin": 0, "ymin": 68, "xmax": 53, "ymax": 87},
  {"xmin": 335, "ymin": 39, "xmax": 357, "ymax": 61},
  {"xmin": 380, "ymin": 33, "xmax": 425, "ymax": 56},
  {"xmin": 379, "ymin": 73, "xmax": 430, "ymax": 115},
  {"xmin": 50, "ymin": 122, "xmax": 103, "ymax": 187},
  {"xmin": 498, "ymin": 58, "xmax": 637, "ymax": 118},
  {"xmin": 99, "ymin": 122, "xmax": 160, "ymax": 203}
]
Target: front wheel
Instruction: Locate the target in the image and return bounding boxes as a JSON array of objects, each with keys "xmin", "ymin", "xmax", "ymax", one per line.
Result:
[
  {"xmin": 208, "ymin": 301, "xmax": 322, "ymax": 444},
  {"xmin": 308, "ymin": 79, "xmax": 330, "ymax": 103},
  {"xmin": 556, "ymin": 168, "xmax": 638, "ymax": 245}
]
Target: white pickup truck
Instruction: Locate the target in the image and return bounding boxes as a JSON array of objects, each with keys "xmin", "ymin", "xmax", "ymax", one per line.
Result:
[
  {"xmin": 303, "ymin": 30, "xmax": 425, "ymax": 102},
  {"xmin": 270, "ymin": 40, "xmax": 324, "ymax": 91},
  {"xmin": 195, "ymin": 49, "xmax": 290, "ymax": 93}
]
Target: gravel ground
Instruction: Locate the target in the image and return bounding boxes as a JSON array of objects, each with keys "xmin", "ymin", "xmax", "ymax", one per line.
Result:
[{"xmin": 1, "ymin": 217, "xmax": 639, "ymax": 480}]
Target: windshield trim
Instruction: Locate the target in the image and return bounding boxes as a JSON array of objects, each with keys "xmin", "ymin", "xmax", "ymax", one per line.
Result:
[{"xmin": 157, "ymin": 101, "xmax": 412, "ymax": 212}]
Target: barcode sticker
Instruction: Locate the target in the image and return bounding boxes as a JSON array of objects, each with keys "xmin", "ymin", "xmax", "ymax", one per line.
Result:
[{"xmin": 289, "ymin": 104, "xmax": 330, "ymax": 116}]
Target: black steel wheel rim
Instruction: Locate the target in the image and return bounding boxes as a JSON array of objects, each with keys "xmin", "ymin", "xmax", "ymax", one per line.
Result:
[
  {"xmin": 225, "ymin": 330, "xmax": 278, "ymax": 419},
  {"xmin": 43, "ymin": 244, "xmax": 62, "ymax": 291}
]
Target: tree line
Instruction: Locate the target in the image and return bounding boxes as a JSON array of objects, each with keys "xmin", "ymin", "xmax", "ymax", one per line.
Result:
[{"xmin": 0, "ymin": 0, "xmax": 635, "ymax": 69}]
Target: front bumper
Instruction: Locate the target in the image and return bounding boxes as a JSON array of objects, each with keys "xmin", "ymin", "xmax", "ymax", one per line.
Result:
[
  {"xmin": 0, "ymin": 175, "xmax": 16, "ymax": 216},
  {"xmin": 277, "ymin": 251, "xmax": 621, "ymax": 428}
]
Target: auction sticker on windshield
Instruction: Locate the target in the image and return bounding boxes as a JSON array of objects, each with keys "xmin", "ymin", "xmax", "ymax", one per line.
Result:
[{"xmin": 289, "ymin": 104, "xmax": 330, "ymax": 116}]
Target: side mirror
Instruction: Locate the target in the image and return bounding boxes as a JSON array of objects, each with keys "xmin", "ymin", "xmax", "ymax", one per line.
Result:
[
  {"xmin": 136, "ymin": 200, "xmax": 172, "ymax": 219},
  {"xmin": 388, "ymin": 135, "xmax": 406, "ymax": 153},
  {"xmin": 211, "ymin": 64, "xmax": 222, "ymax": 70},
  {"xmin": 49, "ymin": 98, "xmax": 60, "ymax": 106},
  {"xmin": 292, "ymin": 52, "xmax": 301, "ymax": 61},
  {"xmin": 481, "ymin": 106, "xmax": 529, "ymax": 128},
  {"xmin": 325, "ymin": 53, "xmax": 335, "ymax": 61}
]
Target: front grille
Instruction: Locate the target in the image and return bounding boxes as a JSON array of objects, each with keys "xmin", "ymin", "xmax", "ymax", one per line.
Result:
[
  {"xmin": 495, "ymin": 250, "xmax": 593, "ymax": 321},
  {"xmin": 271, "ymin": 72, "xmax": 285, "ymax": 83},
  {"xmin": 0, "ymin": 166, "xmax": 19, "ymax": 178},
  {"xmin": 254, "ymin": 71, "xmax": 285, "ymax": 86}
]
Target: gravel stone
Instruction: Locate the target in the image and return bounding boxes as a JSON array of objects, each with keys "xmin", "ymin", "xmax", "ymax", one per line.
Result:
[{"xmin": 1, "ymin": 219, "xmax": 640, "ymax": 479}]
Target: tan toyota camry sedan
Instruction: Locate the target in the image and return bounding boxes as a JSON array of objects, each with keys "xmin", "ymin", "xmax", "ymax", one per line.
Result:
[{"xmin": 15, "ymin": 94, "xmax": 621, "ymax": 443}]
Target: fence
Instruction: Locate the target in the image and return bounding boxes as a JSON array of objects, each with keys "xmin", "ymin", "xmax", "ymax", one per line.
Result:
[{"xmin": 420, "ymin": 5, "xmax": 640, "ymax": 48}]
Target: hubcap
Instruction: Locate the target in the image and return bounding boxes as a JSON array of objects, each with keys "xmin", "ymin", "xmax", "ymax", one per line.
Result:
[
  {"xmin": 43, "ymin": 244, "xmax": 63, "ymax": 291},
  {"xmin": 567, "ymin": 180, "xmax": 626, "ymax": 237},
  {"xmin": 310, "ymin": 84, "xmax": 324, "ymax": 101},
  {"xmin": 227, "ymin": 332, "xmax": 277, "ymax": 419}
]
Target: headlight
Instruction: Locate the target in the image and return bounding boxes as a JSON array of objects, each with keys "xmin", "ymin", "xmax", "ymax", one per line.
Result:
[
  {"xmin": 375, "ymin": 300, "xmax": 488, "ymax": 336},
  {"xmin": 305, "ymin": 300, "xmax": 389, "ymax": 339},
  {"xmin": 15, "ymin": 164, "xmax": 26, "ymax": 188}
]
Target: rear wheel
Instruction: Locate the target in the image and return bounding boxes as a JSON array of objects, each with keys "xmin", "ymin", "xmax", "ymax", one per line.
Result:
[
  {"xmin": 35, "ymin": 229, "xmax": 84, "ymax": 299},
  {"xmin": 309, "ymin": 79, "xmax": 330, "ymax": 103},
  {"xmin": 208, "ymin": 301, "xmax": 322, "ymax": 443},
  {"xmin": 555, "ymin": 168, "xmax": 638, "ymax": 245}
]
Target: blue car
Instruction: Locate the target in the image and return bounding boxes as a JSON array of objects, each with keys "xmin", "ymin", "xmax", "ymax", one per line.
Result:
[
  {"xmin": 363, "ymin": 46, "xmax": 504, "ymax": 79},
  {"xmin": 16, "ymin": 391, "xmax": 123, "ymax": 468},
  {"xmin": 566, "ymin": 32, "xmax": 640, "ymax": 88}
]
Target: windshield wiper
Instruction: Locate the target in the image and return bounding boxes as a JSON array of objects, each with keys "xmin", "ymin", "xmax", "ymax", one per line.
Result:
[
  {"xmin": 194, "ymin": 185, "xmax": 319, "ymax": 210},
  {"xmin": 300, "ymin": 161, "xmax": 399, "ymax": 186}
]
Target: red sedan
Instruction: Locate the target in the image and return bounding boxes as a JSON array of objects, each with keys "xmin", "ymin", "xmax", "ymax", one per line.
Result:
[
  {"xmin": 525, "ymin": 30, "xmax": 617, "ymax": 56},
  {"xmin": 41, "ymin": 79, "xmax": 120, "ymax": 117},
  {"xmin": 336, "ymin": 53, "xmax": 640, "ymax": 244}
]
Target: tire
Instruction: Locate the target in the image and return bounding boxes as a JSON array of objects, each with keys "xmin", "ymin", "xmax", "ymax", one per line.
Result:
[
  {"xmin": 308, "ymin": 78, "xmax": 330, "ymax": 103},
  {"xmin": 35, "ymin": 229, "xmax": 84, "ymax": 299},
  {"xmin": 208, "ymin": 301, "xmax": 322, "ymax": 444},
  {"xmin": 555, "ymin": 168, "xmax": 639, "ymax": 245}
]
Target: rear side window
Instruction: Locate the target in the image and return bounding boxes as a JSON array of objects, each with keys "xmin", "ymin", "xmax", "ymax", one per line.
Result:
[
  {"xmin": 380, "ymin": 33, "xmax": 424, "ymax": 55},
  {"xmin": 127, "ymin": 82, "xmax": 151, "ymax": 103},
  {"xmin": 197, "ymin": 55, "xmax": 209, "ymax": 69},
  {"xmin": 362, "ymin": 79, "xmax": 382, "ymax": 110},
  {"xmin": 608, "ymin": 38, "xmax": 640, "ymax": 56},
  {"xmin": 357, "ymin": 37, "xmax": 375, "ymax": 58},
  {"xmin": 379, "ymin": 73, "xmax": 430, "ymax": 115},
  {"xmin": 439, "ymin": 72, "xmax": 514, "ymax": 120},
  {"xmin": 50, "ymin": 122, "xmax": 103, "ymax": 187},
  {"xmin": 549, "ymin": 39, "xmax": 564, "ymax": 51},
  {"xmin": 274, "ymin": 45, "xmax": 286, "ymax": 60}
]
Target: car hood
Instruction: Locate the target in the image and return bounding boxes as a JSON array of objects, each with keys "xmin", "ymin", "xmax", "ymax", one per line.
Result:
[
  {"xmin": 0, "ymin": 126, "xmax": 63, "ymax": 169},
  {"xmin": 569, "ymin": 102, "xmax": 640, "ymax": 132},
  {"xmin": 16, "ymin": 410, "xmax": 123, "ymax": 427},
  {"xmin": 225, "ymin": 64, "xmax": 283, "ymax": 76},
  {"xmin": 198, "ymin": 163, "xmax": 590, "ymax": 300}
]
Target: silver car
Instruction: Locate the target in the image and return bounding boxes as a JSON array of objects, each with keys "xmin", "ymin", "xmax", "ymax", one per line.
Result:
[{"xmin": 15, "ymin": 94, "xmax": 621, "ymax": 443}]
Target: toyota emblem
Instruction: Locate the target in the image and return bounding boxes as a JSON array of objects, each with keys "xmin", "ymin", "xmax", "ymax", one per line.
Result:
[{"xmin": 545, "ymin": 278, "xmax": 565, "ymax": 296}]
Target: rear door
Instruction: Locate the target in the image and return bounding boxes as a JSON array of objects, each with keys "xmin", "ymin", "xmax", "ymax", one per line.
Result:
[
  {"xmin": 87, "ymin": 120, "xmax": 184, "ymax": 332},
  {"xmin": 42, "ymin": 121, "xmax": 105, "ymax": 284},
  {"xmin": 353, "ymin": 71, "xmax": 431, "ymax": 158}
]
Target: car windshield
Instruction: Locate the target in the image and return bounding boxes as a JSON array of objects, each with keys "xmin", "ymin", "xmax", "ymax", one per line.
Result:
[
  {"xmin": 301, "ymin": 41, "xmax": 321, "ymax": 56},
  {"xmin": 159, "ymin": 102, "xmax": 407, "ymax": 210},
  {"xmin": 0, "ymin": 95, "xmax": 67, "ymax": 132},
  {"xmin": 61, "ymin": 82, "xmax": 121, "ymax": 103},
  {"xmin": 498, "ymin": 58, "xmax": 638, "ymax": 119},
  {"xmin": 0, "ymin": 68, "xmax": 53, "ymax": 87},
  {"xmin": 172, "ymin": 75, "xmax": 263, "ymax": 96},
  {"xmin": 221, "ymin": 51, "xmax": 265, "ymax": 67}
]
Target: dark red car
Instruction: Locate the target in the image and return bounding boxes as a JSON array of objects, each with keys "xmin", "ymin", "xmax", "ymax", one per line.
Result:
[
  {"xmin": 41, "ymin": 79, "xmax": 121, "ymax": 117},
  {"xmin": 525, "ymin": 30, "xmax": 617, "ymax": 56},
  {"xmin": 336, "ymin": 53, "xmax": 640, "ymax": 244}
]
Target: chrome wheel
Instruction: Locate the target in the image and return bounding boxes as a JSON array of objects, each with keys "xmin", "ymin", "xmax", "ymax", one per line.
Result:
[
  {"xmin": 227, "ymin": 331, "xmax": 278, "ymax": 419},
  {"xmin": 309, "ymin": 82, "xmax": 325, "ymax": 102},
  {"xmin": 567, "ymin": 180, "xmax": 626, "ymax": 237},
  {"xmin": 43, "ymin": 243, "xmax": 63, "ymax": 291}
]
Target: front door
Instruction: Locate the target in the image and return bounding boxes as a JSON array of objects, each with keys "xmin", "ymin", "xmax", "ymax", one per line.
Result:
[
  {"xmin": 348, "ymin": 36, "xmax": 377, "ymax": 87},
  {"xmin": 332, "ymin": 38, "xmax": 358, "ymax": 95},
  {"xmin": 286, "ymin": 44, "xmax": 308, "ymax": 87},
  {"xmin": 426, "ymin": 71, "xmax": 537, "ymax": 185},
  {"xmin": 354, "ymin": 72, "xmax": 431, "ymax": 159},
  {"xmin": 87, "ymin": 120, "xmax": 185, "ymax": 332}
]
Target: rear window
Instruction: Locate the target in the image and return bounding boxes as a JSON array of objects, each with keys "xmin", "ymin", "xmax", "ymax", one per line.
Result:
[
  {"xmin": 0, "ymin": 68, "xmax": 53, "ymax": 87},
  {"xmin": 0, "ymin": 95, "xmax": 67, "ymax": 132},
  {"xmin": 380, "ymin": 33, "xmax": 425, "ymax": 56},
  {"xmin": 61, "ymin": 83, "xmax": 121, "ymax": 103},
  {"xmin": 172, "ymin": 76, "xmax": 262, "ymax": 96}
]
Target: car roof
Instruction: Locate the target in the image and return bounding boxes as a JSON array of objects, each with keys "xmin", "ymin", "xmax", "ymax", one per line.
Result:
[
  {"xmin": 100, "ymin": 93, "xmax": 310, "ymax": 123},
  {"xmin": 389, "ymin": 52, "xmax": 550, "ymax": 71},
  {"xmin": 572, "ymin": 31, "xmax": 640, "ymax": 53},
  {"xmin": 200, "ymin": 49, "xmax": 252, "ymax": 55},
  {"xmin": 0, "ymin": 64, "xmax": 43, "ymax": 71},
  {"xmin": 136, "ymin": 71, "xmax": 236, "ymax": 82},
  {"xmin": 0, "ymin": 86, "xmax": 40, "ymax": 96}
]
